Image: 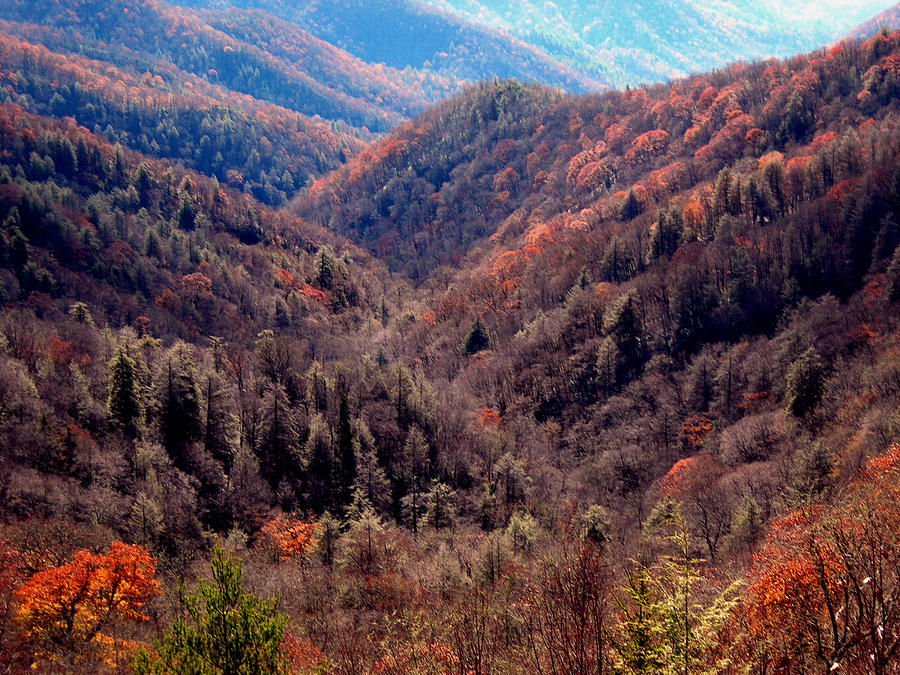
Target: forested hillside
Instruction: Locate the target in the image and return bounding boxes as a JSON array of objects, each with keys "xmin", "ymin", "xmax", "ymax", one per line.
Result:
[
  {"xmin": 0, "ymin": 5, "xmax": 900, "ymax": 673},
  {"xmin": 427, "ymin": 0, "xmax": 896, "ymax": 85},
  {"xmin": 849, "ymin": 1, "xmax": 900, "ymax": 38},
  {"xmin": 178, "ymin": 0, "xmax": 606, "ymax": 91}
]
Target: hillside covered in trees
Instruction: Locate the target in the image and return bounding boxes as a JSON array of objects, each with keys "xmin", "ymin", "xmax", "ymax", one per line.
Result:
[
  {"xmin": 427, "ymin": 0, "xmax": 895, "ymax": 86},
  {"xmin": 0, "ymin": 3, "xmax": 900, "ymax": 672}
]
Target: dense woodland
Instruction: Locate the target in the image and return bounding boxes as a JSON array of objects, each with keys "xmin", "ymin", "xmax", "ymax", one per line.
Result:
[
  {"xmin": 400, "ymin": 0, "xmax": 892, "ymax": 86},
  {"xmin": 0, "ymin": 3, "xmax": 899, "ymax": 672}
]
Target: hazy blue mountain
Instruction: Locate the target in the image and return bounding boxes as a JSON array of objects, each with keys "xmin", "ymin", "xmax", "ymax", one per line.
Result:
[
  {"xmin": 424, "ymin": 0, "xmax": 897, "ymax": 85},
  {"xmin": 848, "ymin": 1, "xmax": 900, "ymax": 38},
  {"xmin": 177, "ymin": 0, "xmax": 609, "ymax": 91}
]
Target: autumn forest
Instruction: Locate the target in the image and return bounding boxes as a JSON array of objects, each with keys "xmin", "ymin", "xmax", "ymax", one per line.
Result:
[{"xmin": 1, "ymin": 0, "xmax": 900, "ymax": 672}]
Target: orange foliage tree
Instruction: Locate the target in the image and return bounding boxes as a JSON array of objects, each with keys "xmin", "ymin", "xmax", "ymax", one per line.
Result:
[
  {"xmin": 741, "ymin": 443, "xmax": 900, "ymax": 673},
  {"xmin": 259, "ymin": 515, "xmax": 322, "ymax": 563},
  {"xmin": 14, "ymin": 542, "xmax": 160, "ymax": 664}
]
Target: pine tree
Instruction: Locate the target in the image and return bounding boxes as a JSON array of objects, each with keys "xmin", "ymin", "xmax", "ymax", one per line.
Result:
[
  {"xmin": 132, "ymin": 545, "xmax": 288, "ymax": 674},
  {"xmin": 304, "ymin": 413, "xmax": 334, "ymax": 513},
  {"xmin": 336, "ymin": 393, "xmax": 356, "ymax": 511},
  {"xmin": 784, "ymin": 347, "xmax": 825, "ymax": 417},
  {"xmin": 463, "ymin": 317, "xmax": 490, "ymax": 356},
  {"xmin": 158, "ymin": 345, "xmax": 203, "ymax": 465},
  {"xmin": 107, "ymin": 343, "xmax": 142, "ymax": 436}
]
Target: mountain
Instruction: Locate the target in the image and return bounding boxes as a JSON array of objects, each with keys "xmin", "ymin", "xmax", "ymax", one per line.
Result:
[
  {"xmin": 848, "ymin": 1, "xmax": 900, "ymax": 38},
  {"xmin": 426, "ymin": 0, "xmax": 897, "ymax": 85},
  {"xmin": 1, "ymin": 3, "xmax": 900, "ymax": 672},
  {"xmin": 178, "ymin": 0, "xmax": 608, "ymax": 91},
  {"xmin": 0, "ymin": 0, "xmax": 457, "ymax": 133}
]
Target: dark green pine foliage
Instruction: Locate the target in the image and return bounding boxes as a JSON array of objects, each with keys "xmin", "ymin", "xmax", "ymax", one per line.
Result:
[
  {"xmin": 463, "ymin": 316, "xmax": 490, "ymax": 356},
  {"xmin": 107, "ymin": 343, "xmax": 142, "ymax": 436},
  {"xmin": 160, "ymin": 346, "xmax": 204, "ymax": 467},
  {"xmin": 649, "ymin": 207, "xmax": 683, "ymax": 261},
  {"xmin": 317, "ymin": 247, "xmax": 335, "ymax": 290},
  {"xmin": 336, "ymin": 392, "xmax": 356, "ymax": 511},
  {"xmin": 258, "ymin": 384, "xmax": 299, "ymax": 492},
  {"xmin": 784, "ymin": 346, "xmax": 826, "ymax": 418},
  {"xmin": 132, "ymin": 545, "xmax": 288, "ymax": 675},
  {"xmin": 305, "ymin": 413, "xmax": 334, "ymax": 513},
  {"xmin": 603, "ymin": 291, "xmax": 645, "ymax": 378},
  {"xmin": 203, "ymin": 373, "xmax": 234, "ymax": 471}
]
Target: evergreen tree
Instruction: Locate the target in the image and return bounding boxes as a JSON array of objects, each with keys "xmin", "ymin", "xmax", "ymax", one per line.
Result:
[
  {"xmin": 649, "ymin": 207, "xmax": 683, "ymax": 261},
  {"xmin": 423, "ymin": 481, "xmax": 457, "ymax": 529},
  {"xmin": 304, "ymin": 413, "xmax": 334, "ymax": 513},
  {"xmin": 132, "ymin": 545, "xmax": 288, "ymax": 675},
  {"xmin": 611, "ymin": 505, "xmax": 740, "ymax": 674},
  {"xmin": 463, "ymin": 316, "xmax": 490, "ymax": 356},
  {"xmin": 336, "ymin": 393, "xmax": 356, "ymax": 510},
  {"xmin": 108, "ymin": 343, "xmax": 142, "ymax": 436},
  {"xmin": 784, "ymin": 346, "xmax": 825, "ymax": 417},
  {"xmin": 203, "ymin": 373, "xmax": 235, "ymax": 470},
  {"xmin": 400, "ymin": 426, "xmax": 429, "ymax": 533},
  {"xmin": 159, "ymin": 344, "xmax": 203, "ymax": 466},
  {"xmin": 352, "ymin": 421, "xmax": 390, "ymax": 512},
  {"xmin": 317, "ymin": 247, "xmax": 335, "ymax": 290},
  {"xmin": 603, "ymin": 291, "xmax": 645, "ymax": 377},
  {"xmin": 258, "ymin": 384, "xmax": 299, "ymax": 492}
]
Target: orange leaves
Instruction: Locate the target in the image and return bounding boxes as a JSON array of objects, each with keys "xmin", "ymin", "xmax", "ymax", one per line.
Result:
[
  {"xmin": 680, "ymin": 414, "xmax": 712, "ymax": 450},
  {"xmin": 492, "ymin": 138, "xmax": 518, "ymax": 164},
  {"xmin": 859, "ymin": 442, "xmax": 900, "ymax": 483},
  {"xmin": 492, "ymin": 167, "xmax": 519, "ymax": 193},
  {"xmin": 14, "ymin": 542, "xmax": 160, "ymax": 645},
  {"xmin": 260, "ymin": 515, "xmax": 321, "ymax": 562},
  {"xmin": 738, "ymin": 391, "xmax": 770, "ymax": 413},
  {"xmin": 575, "ymin": 160, "xmax": 615, "ymax": 192},
  {"xmin": 565, "ymin": 141, "xmax": 608, "ymax": 186},
  {"xmin": 757, "ymin": 151, "xmax": 783, "ymax": 170},
  {"xmin": 274, "ymin": 268, "xmax": 295, "ymax": 289},
  {"xmin": 682, "ymin": 194, "xmax": 705, "ymax": 234},
  {"xmin": 745, "ymin": 127, "xmax": 765, "ymax": 152},
  {"xmin": 379, "ymin": 139, "xmax": 410, "ymax": 163},
  {"xmin": 46, "ymin": 337, "xmax": 90, "ymax": 367},
  {"xmin": 225, "ymin": 168, "xmax": 244, "ymax": 187},
  {"xmin": 660, "ymin": 453, "xmax": 722, "ymax": 498},
  {"xmin": 281, "ymin": 632, "xmax": 325, "ymax": 673},
  {"xmin": 298, "ymin": 283, "xmax": 328, "ymax": 307},
  {"xmin": 475, "ymin": 407, "xmax": 502, "ymax": 428},
  {"xmin": 624, "ymin": 129, "xmax": 669, "ymax": 165},
  {"xmin": 646, "ymin": 161, "xmax": 687, "ymax": 199},
  {"xmin": 848, "ymin": 322, "xmax": 879, "ymax": 347},
  {"xmin": 741, "ymin": 507, "xmax": 845, "ymax": 669},
  {"xmin": 180, "ymin": 271, "xmax": 213, "ymax": 296},
  {"xmin": 740, "ymin": 442, "xmax": 900, "ymax": 670}
]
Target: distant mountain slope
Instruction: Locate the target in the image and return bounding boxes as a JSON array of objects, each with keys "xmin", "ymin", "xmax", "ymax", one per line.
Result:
[
  {"xmin": 0, "ymin": 23, "xmax": 365, "ymax": 205},
  {"xmin": 297, "ymin": 80, "xmax": 563, "ymax": 280},
  {"xmin": 0, "ymin": 0, "xmax": 448, "ymax": 132},
  {"xmin": 426, "ymin": 0, "xmax": 896, "ymax": 85},
  {"xmin": 196, "ymin": 6, "xmax": 458, "ymax": 119},
  {"xmin": 177, "ymin": 0, "xmax": 609, "ymax": 91},
  {"xmin": 1, "ymin": 28, "xmax": 900, "ymax": 675},
  {"xmin": 0, "ymin": 100, "xmax": 388, "ymax": 339},
  {"xmin": 298, "ymin": 28, "xmax": 900, "ymax": 316},
  {"xmin": 848, "ymin": 2, "xmax": 900, "ymax": 38}
]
